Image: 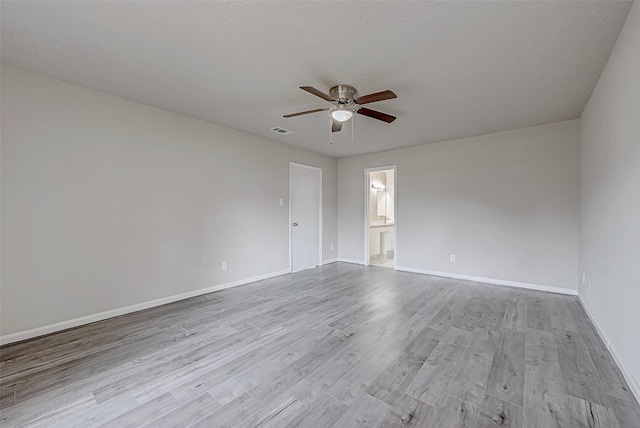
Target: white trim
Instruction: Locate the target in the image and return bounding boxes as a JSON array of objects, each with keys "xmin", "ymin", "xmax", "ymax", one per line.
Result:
[
  {"xmin": 289, "ymin": 162, "xmax": 323, "ymax": 273},
  {"xmin": 289, "ymin": 163, "xmax": 292, "ymax": 273},
  {"xmin": 337, "ymin": 258, "xmax": 366, "ymax": 265},
  {"xmin": 0, "ymin": 269, "xmax": 290, "ymax": 346},
  {"xmin": 364, "ymin": 165, "xmax": 397, "ymax": 269},
  {"xmin": 577, "ymin": 296, "xmax": 611, "ymax": 350},
  {"xmin": 577, "ymin": 295, "xmax": 640, "ymax": 402},
  {"xmin": 322, "ymin": 258, "xmax": 339, "ymax": 265},
  {"xmin": 395, "ymin": 265, "xmax": 577, "ymax": 295}
]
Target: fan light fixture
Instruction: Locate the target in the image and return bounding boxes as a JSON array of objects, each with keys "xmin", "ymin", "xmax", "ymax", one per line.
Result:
[
  {"xmin": 283, "ymin": 85, "xmax": 398, "ymax": 145},
  {"xmin": 331, "ymin": 108, "xmax": 353, "ymax": 122}
]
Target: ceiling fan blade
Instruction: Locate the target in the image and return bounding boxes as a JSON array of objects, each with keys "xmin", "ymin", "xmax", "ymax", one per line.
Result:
[
  {"xmin": 300, "ymin": 86, "xmax": 334, "ymax": 102},
  {"xmin": 357, "ymin": 107, "xmax": 396, "ymax": 123},
  {"xmin": 355, "ymin": 90, "xmax": 397, "ymax": 105},
  {"xmin": 332, "ymin": 119, "xmax": 343, "ymax": 133},
  {"xmin": 283, "ymin": 108, "xmax": 329, "ymax": 118}
]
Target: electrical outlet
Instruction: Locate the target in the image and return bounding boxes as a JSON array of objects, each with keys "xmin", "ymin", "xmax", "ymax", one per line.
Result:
[
  {"xmin": 221, "ymin": 260, "xmax": 227, "ymax": 270},
  {"xmin": 582, "ymin": 273, "xmax": 586, "ymax": 284},
  {"xmin": 330, "ymin": 244, "xmax": 334, "ymax": 251},
  {"xmin": 279, "ymin": 198, "xmax": 284, "ymax": 206},
  {"xmin": 450, "ymin": 254, "xmax": 456, "ymax": 262}
]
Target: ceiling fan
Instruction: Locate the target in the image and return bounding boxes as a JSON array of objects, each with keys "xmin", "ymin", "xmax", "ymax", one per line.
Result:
[{"xmin": 283, "ymin": 85, "xmax": 397, "ymax": 133}]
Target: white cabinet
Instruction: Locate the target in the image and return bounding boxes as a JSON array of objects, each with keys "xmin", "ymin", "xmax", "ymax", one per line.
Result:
[
  {"xmin": 369, "ymin": 226, "xmax": 394, "ymax": 257},
  {"xmin": 381, "ymin": 229, "xmax": 395, "ymax": 254},
  {"xmin": 369, "ymin": 229, "xmax": 381, "ymax": 256}
]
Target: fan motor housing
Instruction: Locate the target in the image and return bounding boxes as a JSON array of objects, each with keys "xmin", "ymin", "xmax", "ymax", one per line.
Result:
[{"xmin": 329, "ymin": 85, "xmax": 357, "ymax": 102}]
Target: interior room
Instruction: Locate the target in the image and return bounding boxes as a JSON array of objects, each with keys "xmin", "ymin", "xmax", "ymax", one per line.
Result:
[
  {"xmin": 368, "ymin": 169, "xmax": 395, "ymax": 268},
  {"xmin": 1, "ymin": 1, "xmax": 639, "ymax": 427}
]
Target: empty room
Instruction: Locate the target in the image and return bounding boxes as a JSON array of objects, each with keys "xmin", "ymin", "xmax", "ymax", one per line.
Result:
[{"xmin": 1, "ymin": 1, "xmax": 639, "ymax": 427}]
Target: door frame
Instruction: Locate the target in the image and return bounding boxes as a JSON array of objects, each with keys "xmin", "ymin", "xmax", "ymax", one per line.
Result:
[
  {"xmin": 289, "ymin": 162, "xmax": 323, "ymax": 273},
  {"xmin": 364, "ymin": 165, "xmax": 397, "ymax": 269}
]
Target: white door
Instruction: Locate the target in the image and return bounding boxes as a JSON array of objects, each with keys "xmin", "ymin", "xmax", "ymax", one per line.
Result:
[{"xmin": 290, "ymin": 163, "xmax": 321, "ymax": 272}]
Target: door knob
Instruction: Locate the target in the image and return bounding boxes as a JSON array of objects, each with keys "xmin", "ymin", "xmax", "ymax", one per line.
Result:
[{"xmin": 293, "ymin": 223, "xmax": 298, "ymax": 226}]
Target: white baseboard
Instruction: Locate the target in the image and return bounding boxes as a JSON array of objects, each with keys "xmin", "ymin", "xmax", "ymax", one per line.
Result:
[
  {"xmin": 337, "ymin": 258, "xmax": 365, "ymax": 265},
  {"xmin": 322, "ymin": 258, "xmax": 339, "ymax": 265},
  {"xmin": 577, "ymin": 295, "xmax": 640, "ymax": 403},
  {"xmin": 0, "ymin": 269, "xmax": 290, "ymax": 346},
  {"xmin": 395, "ymin": 265, "xmax": 577, "ymax": 296}
]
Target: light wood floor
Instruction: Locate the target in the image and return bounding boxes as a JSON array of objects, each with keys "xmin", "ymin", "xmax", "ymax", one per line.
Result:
[{"xmin": 1, "ymin": 263, "xmax": 639, "ymax": 427}]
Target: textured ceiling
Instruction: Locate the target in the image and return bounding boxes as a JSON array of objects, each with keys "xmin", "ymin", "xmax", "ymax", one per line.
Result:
[{"xmin": 1, "ymin": 1, "xmax": 632, "ymax": 158}]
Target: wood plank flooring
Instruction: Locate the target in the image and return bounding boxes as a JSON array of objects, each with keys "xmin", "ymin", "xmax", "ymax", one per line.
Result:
[{"xmin": 1, "ymin": 263, "xmax": 639, "ymax": 427}]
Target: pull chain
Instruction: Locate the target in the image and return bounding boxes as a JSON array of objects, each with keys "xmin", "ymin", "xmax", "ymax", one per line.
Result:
[
  {"xmin": 329, "ymin": 114, "xmax": 334, "ymax": 145},
  {"xmin": 328, "ymin": 112, "xmax": 356, "ymax": 145},
  {"xmin": 351, "ymin": 114, "xmax": 355, "ymax": 144}
]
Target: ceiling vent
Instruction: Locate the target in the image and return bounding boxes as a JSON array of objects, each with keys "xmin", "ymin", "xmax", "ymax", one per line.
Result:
[{"xmin": 270, "ymin": 127, "xmax": 293, "ymax": 135}]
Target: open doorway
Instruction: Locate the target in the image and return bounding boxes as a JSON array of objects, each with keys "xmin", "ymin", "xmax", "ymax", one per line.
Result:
[{"xmin": 365, "ymin": 166, "xmax": 396, "ymax": 269}]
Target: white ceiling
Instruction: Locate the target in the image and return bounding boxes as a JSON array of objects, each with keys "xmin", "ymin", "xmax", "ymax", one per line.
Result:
[{"xmin": 1, "ymin": 1, "xmax": 632, "ymax": 158}]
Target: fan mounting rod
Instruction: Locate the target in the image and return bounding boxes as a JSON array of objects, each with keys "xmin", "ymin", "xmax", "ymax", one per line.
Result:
[{"xmin": 329, "ymin": 85, "xmax": 357, "ymax": 102}]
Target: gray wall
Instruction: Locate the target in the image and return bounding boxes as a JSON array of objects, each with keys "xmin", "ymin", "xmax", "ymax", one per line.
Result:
[
  {"xmin": 338, "ymin": 120, "xmax": 579, "ymax": 290},
  {"xmin": 578, "ymin": 2, "xmax": 640, "ymax": 395},
  {"xmin": 0, "ymin": 66, "xmax": 338, "ymax": 336}
]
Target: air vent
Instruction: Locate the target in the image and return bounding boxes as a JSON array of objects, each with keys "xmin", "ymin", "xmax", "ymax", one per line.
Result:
[{"xmin": 270, "ymin": 127, "xmax": 293, "ymax": 135}]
